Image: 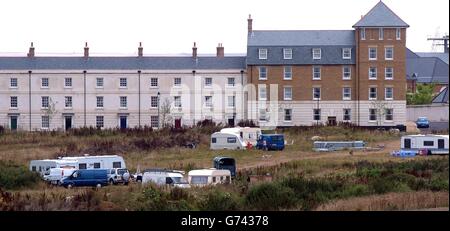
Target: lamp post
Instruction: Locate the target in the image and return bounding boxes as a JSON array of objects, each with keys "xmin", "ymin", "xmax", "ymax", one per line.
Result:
[{"xmin": 157, "ymin": 91, "xmax": 161, "ymax": 129}]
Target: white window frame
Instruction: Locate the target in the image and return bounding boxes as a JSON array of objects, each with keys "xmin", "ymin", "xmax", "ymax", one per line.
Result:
[
  {"xmin": 343, "ymin": 108, "xmax": 351, "ymax": 121},
  {"xmin": 313, "ymin": 66, "xmax": 321, "ymax": 80},
  {"xmin": 258, "ymin": 48, "xmax": 267, "ymax": 59},
  {"xmin": 284, "ymin": 109, "xmax": 292, "ymax": 122},
  {"xmin": 369, "ymin": 109, "xmax": 377, "ymax": 122},
  {"xmin": 204, "ymin": 77, "xmax": 212, "ymax": 87},
  {"xmin": 259, "ymin": 108, "xmax": 267, "ymax": 122},
  {"xmin": 396, "ymin": 28, "xmax": 401, "ymax": 40},
  {"xmin": 96, "ymin": 116, "xmax": 104, "ymax": 128},
  {"xmin": 313, "ymin": 109, "xmax": 321, "ymax": 121},
  {"xmin": 342, "ymin": 48, "xmax": 351, "ymax": 59},
  {"xmin": 379, "ymin": 28, "xmax": 384, "ymax": 40},
  {"xmin": 150, "ymin": 116, "xmax": 159, "ymax": 128},
  {"xmin": 284, "ymin": 87, "xmax": 292, "ymax": 101},
  {"xmin": 41, "ymin": 78, "xmax": 49, "ymax": 88},
  {"xmin": 174, "ymin": 96, "xmax": 182, "ymax": 108},
  {"xmin": 312, "ymin": 48, "xmax": 321, "ymax": 60},
  {"xmin": 96, "ymin": 78, "xmax": 104, "ymax": 88},
  {"xmin": 41, "ymin": 96, "xmax": 49, "ymax": 108},
  {"xmin": 41, "ymin": 116, "xmax": 50, "ymax": 129},
  {"xmin": 151, "ymin": 96, "xmax": 158, "ymax": 108},
  {"xmin": 313, "ymin": 87, "xmax": 321, "ymax": 100},
  {"xmin": 10, "ymin": 78, "xmax": 18, "ymax": 88},
  {"xmin": 119, "ymin": 78, "xmax": 127, "ymax": 88},
  {"xmin": 283, "ymin": 48, "xmax": 292, "ymax": 59},
  {"xmin": 284, "ymin": 66, "xmax": 292, "ymax": 80},
  {"xmin": 64, "ymin": 96, "xmax": 72, "ymax": 108},
  {"xmin": 259, "ymin": 67, "xmax": 267, "ymax": 80},
  {"xmin": 369, "ymin": 88, "xmax": 377, "ymax": 100},
  {"xmin": 150, "ymin": 78, "xmax": 158, "ymax": 88},
  {"xmin": 369, "ymin": 47, "xmax": 377, "ymax": 60},
  {"xmin": 119, "ymin": 96, "xmax": 127, "ymax": 108},
  {"xmin": 227, "ymin": 96, "xmax": 235, "ymax": 108},
  {"xmin": 227, "ymin": 77, "xmax": 235, "ymax": 87},
  {"xmin": 369, "ymin": 67, "xmax": 377, "ymax": 80},
  {"xmin": 10, "ymin": 96, "xmax": 18, "ymax": 108},
  {"xmin": 361, "ymin": 28, "xmax": 366, "ymax": 40},
  {"xmin": 342, "ymin": 87, "xmax": 351, "ymax": 100},
  {"xmin": 174, "ymin": 77, "xmax": 181, "ymax": 87},
  {"xmin": 385, "ymin": 47, "xmax": 394, "ymax": 60},
  {"xmin": 343, "ymin": 66, "xmax": 351, "ymax": 80},
  {"xmin": 259, "ymin": 85, "xmax": 267, "ymax": 101},
  {"xmin": 385, "ymin": 67, "xmax": 394, "ymax": 80},
  {"xmin": 204, "ymin": 96, "xmax": 213, "ymax": 108},
  {"xmin": 96, "ymin": 96, "xmax": 104, "ymax": 108},
  {"xmin": 385, "ymin": 87, "xmax": 394, "ymax": 100},
  {"xmin": 64, "ymin": 78, "xmax": 72, "ymax": 88},
  {"xmin": 385, "ymin": 108, "xmax": 394, "ymax": 121}
]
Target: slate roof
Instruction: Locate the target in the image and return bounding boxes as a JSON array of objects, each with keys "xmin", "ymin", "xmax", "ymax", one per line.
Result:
[
  {"xmin": 353, "ymin": 1, "xmax": 409, "ymax": 28},
  {"xmin": 432, "ymin": 86, "xmax": 449, "ymax": 104},
  {"xmin": 406, "ymin": 56, "xmax": 449, "ymax": 84},
  {"xmin": 0, "ymin": 56, "xmax": 247, "ymax": 70},
  {"xmin": 416, "ymin": 52, "xmax": 449, "ymax": 65}
]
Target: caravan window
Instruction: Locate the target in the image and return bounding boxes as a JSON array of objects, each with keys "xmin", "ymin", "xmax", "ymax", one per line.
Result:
[
  {"xmin": 424, "ymin": 141, "xmax": 434, "ymax": 146},
  {"xmin": 212, "ymin": 177, "xmax": 217, "ymax": 183},
  {"xmin": 94, "ymin": 163, "xmax": 100, "ymax": 169},
  {"xmin": 39, "ymin": 166, "xmax": 42, "ymax": 172},
  {"xmin": 113, "ymin": 162, "xmax": 121, "ymax": 168},
  {"xmin": 212, "ymin": 138, "xmax": 217, "ymax": 143},
  {"xmin": 191, "ymin": 176, "xmax": 208, "ymax": 184},
  {"xmin": 32, "ymin": 166, "xmax": 36, "ymax": 172},
  {"xmin": 227, "ymin": 137, "xmax": 237, "ymax": 143},
  {"xmin": 79, "ymin": 163, "xmax": 87, "ymax": 169}
]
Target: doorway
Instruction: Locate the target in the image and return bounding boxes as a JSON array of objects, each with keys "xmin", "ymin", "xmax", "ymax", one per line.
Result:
[
  {"xmin": 404, "ymin": 139, "xmax": 411, "ymax": 149},
  {"xmin": 120, "ymin": 116, "xmax": 127, "ymax": 129},
  {"xmin": 438, "ymin": 139, "xmax": 445, "ymax": 149},
  {"xmin": 10, "ymin": 116, "xmax": 18, "ymax": 131},
  {"xmin": 327, "ymin": 116, "xmax": 337, "ymax": 126},
  {"xmin": 65, "ymin": 116, "xmax": 72, "ymax": 131},
  {"xmin": 174, "ymin": 118, "xmax": 181, "ymax": 129},
  {"xmin": 228, "ymin": 117, "xmax": 235, "ymax": 127}
]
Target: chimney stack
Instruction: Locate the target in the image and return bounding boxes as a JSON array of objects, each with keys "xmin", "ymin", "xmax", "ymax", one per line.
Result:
[
  {"xmin": 27, "ymin": 42, "xmax": 35, "ymax": 58},
  {"xmin": 216, "ymin": 43, "xmax": 224, "ymax": 58},
  {"xmin": 247, "ymin": 14, "xmax": 253, "ymax": 35},
  {"xmin": 192, "ymin": 42, "xmax": 197, "ymax": 59},
  {"xmin": 84, "ymin": 42, "xmax": 89, "ymax": 58},
  {"xmin": 138, "ymin": 42, "xmax": 143, "ymax": 57}
]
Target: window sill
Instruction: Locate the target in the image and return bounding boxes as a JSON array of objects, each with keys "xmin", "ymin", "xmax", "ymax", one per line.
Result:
[
  {"xmin": 41, "ymin": 87, "xmax": 49, "ymax": 89},
  {"xmin": 384, "ymin": 120, "xmax": 394, "ymax": 123},
  {"xmin": 369, "ymin": 78, "xmax": 377, "ymax": 81},
  {"xmin": 150, "ymin": 86, "xmax": 159, "ymax": 89},
  {"xmin": 96, "ymin": 107, "xmax": 104, "ymax": 110},
  {"xmin": 64, "ymin": 87, "xmax": 73, "ymax": 89},
  {"xmin": 343, "ymin": 98, "xmax": 351, "ymax": 101},
  {"xmin": 259, "ymin": 78, "xmax": 267, "ymax": 81},
  {"xmin": 9, "ymin": 87, "xmax": 18, "ymax": 89},
  {"xmin": 95, "ymin": 87, "xmax": 104, "ymax": 89},
  {"xmin": 385, "ymin": 78, "xmax": 394, "ymax": 80},
  {"xmin": 368, "ymin": 98, "xmax": 377, "ymax": 101},
  {"xmin": 342, "ymin": 57, "xmax": 351, "ymax": 60},
  {"xmin": 64, "ymin": 107, "xmax": 73, "ymax": 110},
  {"xmin": 385, "ymin": 58, "xmax": 394, "ymax": 61},
  {"xmin": 343, "ymin": 78, "xmax": 351, "ymax": 81},
  {"xmin": 119, "ymin": 87, "xmax": 128, "ymax": 89},
  {"xmin": 368, "ymin": 59, "xmax": 377, "ymax": 61},
  {"xmin": 9, "ymin": 107, "xmax": 18, "ymax": 110},
  {"xmin": 368, "ymin": 120, "xmax": 378, "ymax": 123},
  {"xmin": 283, "ymin": 78, "xmax": 292, "ymax": 81},
  {"xmin": 119, "ymin": 107, "xmax": 128, "ymax": 110},
  {"xmin": 385, "ymin": 98, "xmax": 394, "ymax": 101},
  {"xmin": 312, "ymin": 78, "xmax": 321, "ymax": 81},
  {"xmin": 313, "ymin": 98, "xmax": 321, "ymax": 101},
  {"xmin": 284, "ymin": 98, "xmax": 292, "ymax": 101},
  {"xmin": 283, "ymin": 120, "xmax": 293, "ymax": 123}
]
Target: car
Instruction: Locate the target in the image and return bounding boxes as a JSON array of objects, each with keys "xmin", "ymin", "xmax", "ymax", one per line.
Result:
[
  {"xmin": 59, "ymin": 169, "xmax": 109, "ymax": 188},
  {"xmin": 256, "ymin": 134, "xmax": 285, "ymax": 151},
  {"xmin": 416, "ymin": 117, "xmax": 430, "ymax": 128},
  {"xmin": 107, "ymin": 168, "xmax": 130, "ymax": 185}
]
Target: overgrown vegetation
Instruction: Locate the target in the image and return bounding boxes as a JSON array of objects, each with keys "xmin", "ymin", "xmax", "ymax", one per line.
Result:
[
  {"xmin": 0, "ymin": 161, "xmax": 40, "ymax": 190},
  {"xmin": 407, "ymin": 83, "xmax": 435, "ymax": 105}
]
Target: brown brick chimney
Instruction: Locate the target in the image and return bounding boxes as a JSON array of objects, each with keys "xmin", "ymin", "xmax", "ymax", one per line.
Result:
[
  {"xmin": 247, "ymin": 14, "xmax": 253, "ymax": 35},
  {"xmin": 216, "ymin": 43, "xmax": 224, "ymax": 58},
  {"xmin": 84, "ymin": 42, "xmax": 89, "ymax": 58},
  {"xmin": 27, "ymin": 42, "xmax": 35, "ymax": 58},
  {"xmin": 192, "ymin": 42, "xmax": 197, "ymax": 59},
  {"xmin": 138, "ymin": 42, "xmax": 143, "ymax": 57}
]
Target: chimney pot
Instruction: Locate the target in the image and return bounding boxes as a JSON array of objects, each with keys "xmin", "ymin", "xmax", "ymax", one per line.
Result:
[
  {"xmin": 247, "ymin": 14, "xmax": 253, "ymax": 35},
  {"xmin": 84, "ymin": 42, "xmax": 89, "ymax": 58},
  {"xmin": 192, "ymin": 42, "xmax": 198, "ymax": 59},
  {"xmin": 27, "ymin": 42, "xmax": 35, "ymax": 58},
  {"xmin": 138, "ymin": 42, "xmax": 143, "ymax": 57},
  {"xmin": 216, "ymin": 43, "xmax": 224, "ymax": 58}
]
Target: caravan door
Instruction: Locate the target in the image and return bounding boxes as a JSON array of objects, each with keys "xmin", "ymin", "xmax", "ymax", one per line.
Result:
[{"xmin": 404, "ymin": 138, "xmax": 411, "ymax": 149}]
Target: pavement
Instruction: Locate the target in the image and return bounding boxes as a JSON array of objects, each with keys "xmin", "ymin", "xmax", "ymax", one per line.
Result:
[{"xmin": 418, "ymin": 122, "xmax": 449, "ymax": 133}]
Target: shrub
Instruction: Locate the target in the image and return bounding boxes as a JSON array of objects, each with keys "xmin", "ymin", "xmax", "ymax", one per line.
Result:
[
  {"xmin": 245, "ymin": 182, "xmax": 296, "ymax": 210},
  {"xmin": 0, "ymin": 161, "xmax": 40, "ymax": 190},
  {"xmin": 134, "ymin": 185, "xmax": 169, "ymax": 211},
  {"xmin": 199, "ymin": 189, "xmax": 240, "ymax": 211},
  {"xmin": 338, "ymin": 184, "xmax": 371, "ymax": 198},
  {"xmin": 237, "ymin": 120, "xmax": 257, "ymax": 127}
]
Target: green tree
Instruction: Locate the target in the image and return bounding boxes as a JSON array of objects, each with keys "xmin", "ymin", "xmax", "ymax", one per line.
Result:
[{"xmin": 407, "ymin": 83, "xmax": 435, "ymax": 105}]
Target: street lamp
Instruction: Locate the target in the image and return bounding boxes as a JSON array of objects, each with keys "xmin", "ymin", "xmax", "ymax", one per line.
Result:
[{"xmin": 157, "ymin": 92, "xmax": 160, "ymax": 129}]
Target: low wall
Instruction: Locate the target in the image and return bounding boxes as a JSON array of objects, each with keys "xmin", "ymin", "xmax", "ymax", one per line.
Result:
[{"xmin": 407, "ymin": 104, "xmax": 449, "ymax": 122}]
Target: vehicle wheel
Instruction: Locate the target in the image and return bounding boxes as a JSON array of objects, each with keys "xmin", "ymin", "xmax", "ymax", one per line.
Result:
[
  {"xmin": 109, "ymin": 179, "xmax": 114, "ymax": 185},
  {"xmin": 96, "ymin": 183, "xmax": 102, "ymax": 188}
]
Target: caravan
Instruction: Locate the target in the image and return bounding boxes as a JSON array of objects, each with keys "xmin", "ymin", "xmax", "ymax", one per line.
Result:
[
  {"xmin": 188, "ymin": 168, "xmax": 232, "ymax": 186},
  {"xmin": 210, "ymin": 132, "xmax": 246, "ymax": 150},
  {"xmin": 401, "ymin": 135, "xmax": 449, "ymax": 155},
  {"xmin": 220, "ymin": 127, "xmax": 262, "ymax": 146}
]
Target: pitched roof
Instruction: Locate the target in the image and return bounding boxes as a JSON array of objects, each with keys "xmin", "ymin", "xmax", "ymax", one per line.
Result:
[
  {"xmin": 406, "ymin": 57, "xmax": 449, "ymax": 84},
  {"xmin": 406, "ymin": 48, "xmax": 420, "ymax": 58},
  {"xmin": 247, "ymin": 30, "xmax": 355, "ymax": 46},
  {"xmin": 416, "ymin": 52, "xmax": 449, "ymax": 65},
  {"xmin": 432, "ymin": 86, "xmax": 449, "ymax": 104},
  {"xmin": 353, "ymin": 1, "xmax": 409, "ymax": 28},
  {"xmin": 0, "ymin": 56, "xmax": 246, "ymax": 70}
]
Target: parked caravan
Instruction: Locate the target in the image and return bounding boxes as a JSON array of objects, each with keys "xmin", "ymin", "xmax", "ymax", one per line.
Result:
[
  {"xmin": 59, "ymin": 169, "xmax": 109, "ymax": 188},
  {"xmin": 29, "ymin": 159, "xmax": 78, "ymax": 176},
  {"xmin": 210, "ymin": 132, "xmax": 246, "ymax": 150},
  {"xmin": 256, "ymin": 134, "xmax": 285, "ymax": 151},
  {"xmin": 220, "ymin": 127, "xmax": 262, "ymax": 145},
  {"xmin": 213, "ymin": 156, "xmax": 236, "ymax": 177},
  {"xmin": 141, "ymin": 169, "xmax": 190, "ymax": 188},
  {"xmin": 313, "ymin": 141, "xmax": 366, "ymax": 152},
  {"xmin": 401, "ymin": 134, "xmax": 449, "ymax": 155},
  {"xmin": 60, "ymin": 155, "xmax": 126, "ymax": 169},
  {"xmin": 43, "ymin": 167, "xmax": 77, "ymax": 185},
  {"xmin": 188, "ymin": 168, "xmax": 231, "ymax": 186}
]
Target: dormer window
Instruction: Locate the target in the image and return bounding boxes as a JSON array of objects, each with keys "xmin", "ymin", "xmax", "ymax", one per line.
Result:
[
  {"xmin": 258, "ymin": 48, "xmax": 267, "ymax": 59},
  {"xmin": 342, "ymin": 48, "xmax": 351, "ymax": 59},
  {"xmin": 312, "ymin": 48, "xmax": 321, "ymax": 60},
  {"xmin": 283, "ymin": 48, "xmax": 292, "ymax": 59}
]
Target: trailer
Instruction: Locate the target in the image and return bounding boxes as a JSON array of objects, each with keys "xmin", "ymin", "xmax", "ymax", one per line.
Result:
[
  {"xmin": 188, "ymin": 168, "xmax": 231, "ymax": 186},
  {"xmin": 401, "ymin": 134, "xmax": 449, "ymax": 155},
  {"xmin": 220, "ymin": 127, "xmax": 262, "ymax": 146},
  {"xmin": 210, "ymin": 132, "xmax": 246, "ymax": 150},
  {"xmin": 313, "ymin": 141, "xmax": 366, "ymax": 152},
  {"xmin": 29, "ymin": 159, "xmax": 78, "ymax": 175}
]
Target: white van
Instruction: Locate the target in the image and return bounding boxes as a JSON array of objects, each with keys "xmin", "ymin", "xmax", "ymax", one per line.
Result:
[
  {"xmin": 43, "ymin": 167, "xmax": 77, "ymax": 185},
  {"xmin": 188, "ymin": 168, "xmax": 232, "ymax": 186},
  {"xmin": 210, "ymin": 132, "xmax": 246, "ymax": 150},
  {"xmin": 30, "ymin": 159, "xmax": 78, "ymax": 176},
  {"xmin": 220, "ymin": 127, "xmax": 262, "ymax": 146},
  {"xmin": 142, "ymin": 169, "xmax": 190, "ymax": 188},
  {"xmin": 401, "ymin": 134, "xmax": 449, "ymax": 155}
]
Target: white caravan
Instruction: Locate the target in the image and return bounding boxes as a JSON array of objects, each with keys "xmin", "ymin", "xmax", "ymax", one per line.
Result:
[
  {"xmin": 210, "ymin": 132, "xmax": 246, "ymax": 150},
  {"xmin": 141, "ymin": 169, "xmax": 190, "ymax": 188},
  {"xmin": 29, "ymin": 159, "xmax": 78, "ymax": 175},
  {"xmin": 401, "ymin": 134, "xmax": 449, "ymax": 155},
  {"xmin": 220, "ymin": 127, "xmax": 262, "ymax": 146},
  {"xmin": 188, "ymin": 168, "xmax": 232, "ymax": 186}
]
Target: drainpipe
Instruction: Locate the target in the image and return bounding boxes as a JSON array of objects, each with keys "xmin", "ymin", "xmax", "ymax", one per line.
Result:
[
  {"xmin": 138, "ymin": 70, "xmax": 141, "ymax": 127},
  {"xmin": 28, "ymin": 70, "xmax": 32, "ymax": 131},
  {"xmin": 240, "ymin": 70, "xmax": 244, "ymax": 121},
  {"xmin": 83, "ymin": 70, "xmax": 87, "ymax": 127}
]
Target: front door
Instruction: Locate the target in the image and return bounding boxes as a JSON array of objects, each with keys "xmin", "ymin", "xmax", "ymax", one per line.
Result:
[
  {"xmin": 174, "ymin": 118, "xmax": 181, "ymax": 129},
  {"xmin": 327, "ymin": 116, "xmax": 337, "ymax": 126},
  {"xmin": 120, "ymin": 116, "xmax": 127, "ymax": 129},
  {"xmin": 438, "ymin": 139, "xmax": 445, "ymax": 149},
  {"xmin": 404, "ymin": 139, "xmax": 411, "ymax": 149},
  {"xmin": 228, "ymin": 118, "xmax": 235, "ymax": 127},
  {"xmin": 65, "ymin": 116, "xmax": 72, "ymax": 130},
  {"xmin": 10, "ymin": 116, "xmax": 17, "ymax": 131}
]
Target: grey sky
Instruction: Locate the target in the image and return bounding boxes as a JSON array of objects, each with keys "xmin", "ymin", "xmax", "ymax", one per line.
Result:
[{"xmin": 0, "ymin": 0, "xmax": 448, "ymax": 56}]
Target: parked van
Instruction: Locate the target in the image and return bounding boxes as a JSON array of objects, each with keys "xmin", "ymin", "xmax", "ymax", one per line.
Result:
[
  {"xmin": 188, "ymin": 169, "xmax": 231, "ymax": 186},
  {"xmin": 43, "ymin": 167, "xmax": 76, "ymax": 185},
  {"xmin": 107, "ymin": 168, "xmax": 131, "ymax": 185},
  {"xmin": 401, "ymin": 134, "xmax": 449, "ymax": 155},
  {"xmin": 142, "ymin": 169, "xmax": 190, "ymax": 188},
  {"xmin": 256, "ymin": 134, "xmax": 285, "ymax": 151},
  {"xmin": 213, "ymin": 157, "xmax": 236, "ymax": 177},
  {"xmin": 220, "ymin": 127, "xmax": 262, "ymax": 146},
  {"xmin": 210, "ymin": 132, "xmax": 246, "ymax": 150},
  {"xmin": 59, "ymin": 169, "xmax": 109, "ymax": 188},
  {"xmin": 313, "ymin": 141, "xmax": 366, "ymax": 152}
]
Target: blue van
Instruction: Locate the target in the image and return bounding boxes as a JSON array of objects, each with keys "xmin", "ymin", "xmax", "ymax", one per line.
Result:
[
  {"xmin": 60, "ymin": 169, "xmax": 109, "ymax": 188},
  {"xmin": 213, "ymin": 157, "xmax": 236, "ymax": 177},
  {"xmin": 256, "ymin": 134, "xmax": 285, "ymax": 151}
]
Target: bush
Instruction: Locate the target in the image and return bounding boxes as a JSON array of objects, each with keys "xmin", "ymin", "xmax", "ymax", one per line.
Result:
[
  {"xmin": 338, "ymin": 184, "xmax": 371, "ymax": 198},
  {"xmin": 245, "ymin": 183, "xmax": 296, "ymax": 210},
  {"xmin": 0, "ymin": 161, "xmax": 40, "ymax": 190},
  {"xmin": 237, "ymin": 120, "xmax": 257, "ymax": 127},
  {"xmin": 199, "ymin": 189, "xmax": 240, "ymax": 211}
]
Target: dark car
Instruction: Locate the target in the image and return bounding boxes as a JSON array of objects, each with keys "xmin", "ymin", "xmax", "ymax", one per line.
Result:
[
  {"xmin": 60, "ymin": 169, "xmax": 108, "ymax": 188},
  {"xmin": 213, "ymin": 156, "xmax": 236, "ymax": 177},
  {"xmin": 416, "ymin": 117, "xmax": 430, "ymax": 128},
  {"xmin": 256, "ymin": 134, "xmax": 285, "ymax": 151}
]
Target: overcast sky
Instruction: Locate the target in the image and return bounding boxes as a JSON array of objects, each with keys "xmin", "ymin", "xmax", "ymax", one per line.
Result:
[{"xmin": 0, "ymin": 0, "xmax": 448, "ymax": 56}]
